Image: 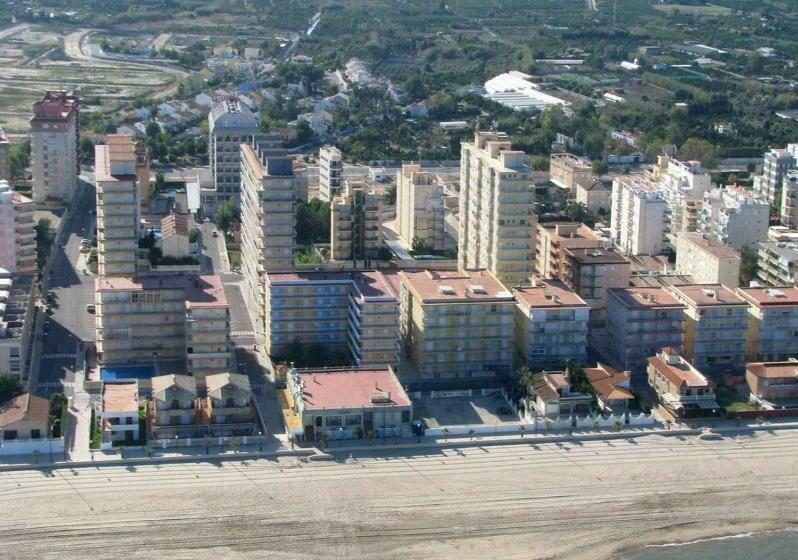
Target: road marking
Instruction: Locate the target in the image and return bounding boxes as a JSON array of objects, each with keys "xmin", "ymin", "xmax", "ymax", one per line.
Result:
[{"xmin": 41, "ymin": 354, "xmax": 78, "ymax": 359}]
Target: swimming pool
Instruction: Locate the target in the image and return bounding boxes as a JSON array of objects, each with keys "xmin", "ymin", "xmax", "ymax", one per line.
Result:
[{"xmin": 100, "ymin": 365, "xmax": 158, "ymax": 381}]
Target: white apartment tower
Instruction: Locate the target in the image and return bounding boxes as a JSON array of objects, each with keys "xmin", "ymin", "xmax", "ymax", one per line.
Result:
[
  {"xmin": 754, "ymin": 146, "xmax": 797, "ymax": 204},
  {"xmin": 459, "ymin": 131, "xmax": 537, "ymax": 286},
  {"xmin": 208, "ymin": 97, "xmax": 260, "ymax": 211},
  {"xmin": 699, "ymin": 187, "xmax": 770, "ymax": 251},
  {"xmin": 318, "ymin": 145, "xmax": 343, "ymax": 202},
  {"xmin": 30, "ymin": 91, "xmax": 80, "ymax": 205},
  {"xmin": 655, "ymin": 156, "xmax": 713, "ymax": 235},
  {"xmin": 610, "ymin": 176, "xmax": 669, "ymax": 256},
  {"xmin": 330, "ymin": 178, "xmax": 385, "ymax": 262},
  {"xmin": 95, "ymin": 135, "xmax": 141, "ymax": 278},
  {"xmin": 0, "ymin": 181, "xmax": 35, "ymax": 275},
  {"xmin": 396, "ymin": 163, "xmax": 455, "ymax": 252},
  {"xmin": 240, "ymin": 138, "xmax": 296, "ymax": 337},
  {"xmin": 781, "ymin": 170, "xmax": 798, "ymax": 229},
  {"xmin": 0, "ymin": 129, "xmax": 10, "ymax": 182}
]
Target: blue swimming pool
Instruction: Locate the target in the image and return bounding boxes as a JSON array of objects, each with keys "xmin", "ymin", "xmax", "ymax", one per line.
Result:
[{"xmin": 100, "ymin": 365, "xmax": 158, "ymax": 381}]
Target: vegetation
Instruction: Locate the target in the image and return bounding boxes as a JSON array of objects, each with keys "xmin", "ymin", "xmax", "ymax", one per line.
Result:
[
  {"xmin": 0, "ymin": 374, "xmax": 24, "ymax": 404},
  {"xmin": 295, "ymin": 199, "xmax": 330, "ymax": 245},
  {"xmin": 280, "ymin": 340, "xmax": 351, "ymax": 368},
  {"xmin": 213, "ymin": 200, "xmax": 240, "ymax": 234}
]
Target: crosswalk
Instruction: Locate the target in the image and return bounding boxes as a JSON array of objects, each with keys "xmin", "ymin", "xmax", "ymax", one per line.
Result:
[
  {"xmin": 41, "ymin": 353, "xmax": 77, "ymax": 360},
  {"xmin": 37, "ymin": 381, "xmax": 75, "ymax": 389}
]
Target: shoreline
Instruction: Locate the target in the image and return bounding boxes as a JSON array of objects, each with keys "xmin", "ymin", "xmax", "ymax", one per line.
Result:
[{"xmin": 566, "ymin": 521, "xmax": 798, "ymax": 560}]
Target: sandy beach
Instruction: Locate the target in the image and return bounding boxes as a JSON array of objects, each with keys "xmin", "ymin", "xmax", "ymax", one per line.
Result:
[{"xmin": 0, "ymin": 430, "xmax": 797, "ymax": 559}]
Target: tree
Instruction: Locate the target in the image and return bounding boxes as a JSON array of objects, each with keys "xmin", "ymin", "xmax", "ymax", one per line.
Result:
[
  {"xmin": 79, "ymin": 138, "xmax": 94, "ymax": 163},
  {"xmin": 8, "ymin": 141, "xmax": 31, "ymax": 179},
  {"xmin": 145, "ymin": 121, "xmax": 161, "ymax": 138},
  {"xmin": 442, "ymin": 427, "xmax": 450, "ymax": 442},
  {"xmin": 592, "ymin": 160, "xmax": 608, "ymax": 175},
  {"xmin": 154, "ymin": 171, "xmax": 166, "ymax": 192},
  {"xmin": 740, "ymin": 246, "xmax": 758, "ymax": 285},
  {"xmin": 678, "ymin": 138, "xmax": 718, "ymax": 168},
  {"xmin": 0, "ymin": 374, "xmax": 23, "ymax": 403},
  {"xmin": 213, "ymin": 200, "xmax": 239, "ymax": 234},
  {"xmin": 295, "ymin": 199, "xmax": 330, "ymax": 245},
  {"xmin": 411, "ymin": 237, "xmax": 433, "ymax": 254}
]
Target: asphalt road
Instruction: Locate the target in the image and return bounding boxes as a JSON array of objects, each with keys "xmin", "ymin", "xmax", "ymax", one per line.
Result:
[
  {"xmin": 31, "ymin": 177, "xmax": 97, "ymax": 396},
  {"xmin": 0, "ymin": 431, "xmax": 796, "ymax": 559}
]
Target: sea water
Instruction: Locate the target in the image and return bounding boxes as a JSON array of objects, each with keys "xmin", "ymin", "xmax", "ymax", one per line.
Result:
[{"xmin": 617, "ymin": 529, "xmax": 797, "ymax": 560}]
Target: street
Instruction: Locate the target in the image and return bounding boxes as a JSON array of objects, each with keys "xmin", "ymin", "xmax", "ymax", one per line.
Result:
[
  {"xmin": 30, "ymin": 176, "xmax": 97, "ymax": 397},
  {"xmin": 0, "ymin": 430, "xmax": 796, "ymax": 559}
]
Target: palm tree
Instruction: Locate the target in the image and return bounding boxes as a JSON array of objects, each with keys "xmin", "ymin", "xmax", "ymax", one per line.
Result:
[
  {"xmin": 665, "ymin": 419, "xmax": 673, "ymax": 431},
  {"xmin": 756, "ymin": 416, "xmax": 765, "ymax": 427},
  {"xmin": 592, "ymin": 417, "xmax": 600, "ymax": 433},
  {"xmin": 468, "ymin": 429, "xmax": 475, "ymax": 441},
  {"xmin": 229, "ymin": 438, "xmax": 240, "ymax": 454},
  {"xmin": 614, "ymin": 420, "xmax": 623, "ymax": 433},
  {"xmin": 31, "ymin": 449, "xmax": 40, "ymax": 464},
  {"xmin": 544, "ymin": 418, "xmax": 552, "ymax": 434},
  {"xmin": 442, "ymin": 427, "xmax": 450, "ymax": 442},
  {"xmin": 519, "ymin": 425, "xmax": 526, "ymax": 439},
  {"xmin": 145, "ymin": 446, "xmax": 154, "ymax": 458},
  {"xmin": 118, "ymin": 445, "xmax": 126, "ymax": 459}
]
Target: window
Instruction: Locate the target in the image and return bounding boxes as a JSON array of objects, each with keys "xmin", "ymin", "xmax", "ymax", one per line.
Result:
[
  {"xmin": 171, "ymin": 399, "xmax": 180, "ymax": 409},
  {"xmin": 325, "ymin": 415, "xmax": 342, "ymax": 427},
  {"xmin": 226, "ymin": 397, "xmax": 236, "ymax": 408},
  {"xmin": 401, "ymin": 410, "xmax": 410, "ymax": 423},
  {"xmin": 345, "ymin": 415, "xmax": 361, "ymax": 426},
  {"xmin": 3, "ymin": 430, "xmax": 17, "ymax": 440},
  {"xmin": 30, "ymin": 429, "xmax": 41, "ymax": 439}
]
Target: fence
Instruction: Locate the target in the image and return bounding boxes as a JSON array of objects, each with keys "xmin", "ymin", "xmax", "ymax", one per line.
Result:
[
  {"xmin": 0, "ymin": 437, "xmax": 64, "ymax": 456},
  {"xmin": 150, "ymin": 435, "xmax": 271, "ymax": 449}
]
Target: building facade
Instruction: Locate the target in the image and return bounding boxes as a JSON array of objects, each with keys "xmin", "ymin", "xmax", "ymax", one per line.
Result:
[
  {"xmin": 535, "ymin": 222, "xmax": 603, "ymax": 280},
  {"xmin": 737, "ymin": 287, "xmax": 798, "ymax": 362},
  {"xmin": 0, "ymin": 181, "xmax": 35, "ymax": 275},
  {"xmin": 30, "ymin": 91, "xmax": 80, "ymax": 204},
  {"xmin": 549, "ymin": 153, "xmax": 593, "ymax": 195},
  {"xmin": 668, "ymin": 284, "xmax": 748, "ymax": 374},
  {"xmin": 606, "ymin": 287, "xmax": 686, "ymax": 379},
  {"xmin": 0, "ymin": 128, "xmax": 9, "ymax": 182},
  {"xmin": 318, "ymin": 145, "xmax": 343, "ymax": 202},
  {"xmin": 0, "ymin": 273, "xmax": 34, "ymax": 379},
  {"xmin": 754, "ymin": 146, "xmax": 796, "ymax": 205},
  {"xmin": 647, "ymin": 348, "xmax": 718, "ymax": 416},
  {"xmin": 610, "ymin": 176, "xmax": 669, "ymax": 256},
  {"xmin": 700, "ymin": 187, "xmax": 770, "ymax": 251},
  {"xmin": 675, "ymin": 233, "xmax": 741, "ymax": 288},
  {"xmin": 459, "ymin": 132, "xmax": 537, "ymax": 286},
  {"xmin": 781, "ymin": 170, "xmax": 798, "ymax": 229},
  {"xmin": 653, "ymin": 156, "xmax": 713, "ymax": 236},
  {"xmin": 757, "ymin": 241, "xmax": 798, "ymax": 287},
  {"xmin": 264, "ymin": 270, "xmax": 399, "ymax": 368},
  {"xmin": 399, "ymin": 269, "xmax": 515, "ymax": 381},
  {"xmin": 514, "ymin": 278, "xmax": 589, "ymax": 370},
  {"xmin": 395, "ymin": 163, "xmax": 457, "ymax": 252},
  {"xmin": 746, "ymin": 361, "xmax": 798, "ymax": 409},
  {"xmin": 330, "ymin": 177, "xmax": 386, "ymax": 261}
]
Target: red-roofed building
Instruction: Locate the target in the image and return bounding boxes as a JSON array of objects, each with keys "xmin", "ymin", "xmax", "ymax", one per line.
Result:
[
  {"xmin": 585, "ymin": 363, "xmax": 634, "ymax": 413},
  {"xmin": 647, "ymin": 348, "xmax": 718, "ymax": 416},
  {"xmin": 746, "ymin": 361, "xmax": 798, "ymax": 410},
  {"xmin": 287, "ymin": 366, "xmax": 412, "ymax": 440},
  {"xmin": 30, "ymin": 91, "xmax": 80, "ymax": 204}
]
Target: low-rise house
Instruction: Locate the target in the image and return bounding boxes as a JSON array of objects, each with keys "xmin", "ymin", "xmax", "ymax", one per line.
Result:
[
  {"xmin": 746, "ymin": 361, "xmax": 798, "ymax": 410},
  {"xmin": 575, "ymin": 179, "xmax": 612, "ymax": 215},
  {"xmin": 529, "ymin": 370, "xmax": 593, "ymax": 418},
  {"xmin": 0, "ymin": 393, "xmax": 49, "ymax": 441},
  {"xmin": 287, "ymin": 366, "xmax": 412, "ymax": 441},
  {"xmin": 585, "ymin": 363, "xmax": 634, "ymax": 413},
  {"xmin": 203, "ymin": 372, "xmax": 255, "ymax": 434},
  {"xmin": 147, "ymin": 374, "xmax": 198, "ymax": 438},
  {"xmin": 647, "ymin": 348, "xmax": 718, "ymax": 417},
  {"xmin": 98, "ymin": 381, "xmax": 140, "ymax": 443}
]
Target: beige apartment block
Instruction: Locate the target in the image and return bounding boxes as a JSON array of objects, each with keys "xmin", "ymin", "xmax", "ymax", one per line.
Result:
[
  {"xmin": 699, "ymin": 187, "xmax": 770, "ymax": 251},
  {"xmin": 549, "ymin": 153, "xmax": 593, "ymax": 195},
  {"xmin": 264, "ymin": 270, "xmax": 399, "ymax": 368},
  {"xmin": 398, "ymin": 269, "xmax": 515, "ymax": 381},
  {"xmin": 561, "ymin": 246, "xmax": 631, "ymax": 322},
  {"xmin": 240, "ymin": 141, "xmax": 295, "ymax": 337},
  {"xmin": 575, "ymin": 179, "xmax": 612, "ymax": 215},
  {"xmin": 668, "ymin": 284, "xmax": 748, "ymax": 374},
  {"xmin": 0, "ymin": 128, "xmax": 9, "ymax": 182},
  {"xmin": 318, "ymin": 145, "xmax": 343, "ymax": 202},
  {"xmin": 675, "ymin": 232, "xmax": 741, "ymax": 288},
  {"xmin": 651, "ymin": 156, "xmax": 713, "ymax": 235},
  {"xmin": 95, "ymin": 136, "xmax": 142, "ymax": 278},
  {"xmin": 459, "ymin": 132, "xmax": 537, "ymax": 287},
  {"xmin": 95, "ymin": 275, "xmax": 232, "ymax": 375},
  {"xmin": 736, "ymin": 286, "xmax": 798, "ymax": 362},
  {"xmin": 535, "ymin": 222, "xmax": 603, "ymax": 280},
  {"xmin": 396, "ymin": 163, "xmax": 457, "ymax": 252},
  {"xmin": 514, "ymin": 278, "xmax": 589, "ymax": 370},
  {"xmin": 30, "ymin": 91, "xmax": 79, "ymax": 204},
  {"xmin": 0, "ymin": 181, "xmax": 35, "ymax": 274},
  {"xmin": 330, "ymin": 177, "xmax": 386, "ymax": 261}
]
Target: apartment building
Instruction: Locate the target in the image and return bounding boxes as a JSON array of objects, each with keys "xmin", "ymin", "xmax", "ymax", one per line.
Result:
[
  {"xmin": 675, "ymin": 232, "xmax": 741, "ymax": 288},
  {"xmin": 514, "ymin": 278, "xmax": 589, "ymax": 370},
  {"xmin": 287, "ymin": 366, "xmax": 412, "ymax": 441},
  {"xmin": 737, "ymin": 286, "xmax": 798, "ymax": 362},
  {"xmin": 95, "ymin": 275, "xmax": 232, "ymax": 375},
  {"xmin": 30, "ymin": 91, "xmax": 79, "ymax": 204},
  {"xmin": 395, "ymin": 163, "xmax": 458, "ymax": 252},
  {"xmin": 203, "ymin": 372, "xmax": 255, "ymax": 430},
  {"xmin": 757, "ymin": 241, "xmax": 798, "ymax": 287},
  {"xmin": 653, "ymin": 156, "xmax": 713, "ymax": 235},
  {"xmin": 264, "ymin": 270, "xmax": 398, "ymax": 368},
  {"xmin": 0, "ymin": 128, "xmax": 9, "ymax": 182},
  {"xmin": 330, "ymin": 177, "xmax": 386, "ymax": 261},
  {"xmin": 535, "ymin": 222, "xmax": 603, "ymax": 280},
  {"xmin": 647, "ymin": 348, "xmax": 718, "ymax": 416},
  {"xmin": 318, "ymin": 145, "xmax": 343, "ymax": 202},
  {"xmin": 700, "ymin": 187, "xmax": 770, "ymax": 251},
  {"xmin": 549, "ymin": 153, "xmax": 593, "ymax": 195},
  {"xmin": 95, "ymin": 136, "xmax": 141, "ymax": 278},
  {"xmin": 98, "ymin": 381, "xmax": 140, "ymax": 443},
  {"xmin": 746, "ymin": 361, "xmax": 798, "ymax": 410},
  {"xmin": 398, "ymin": 269, "xmax": 515, "ymax": 381},
  {"xmin": 459, "ymin": 132, "xmax": 537, "ymax": 286},
  {"xmin": 160, "ymin": 212, "xmax": 192, "ymax": 259},
  {"xmin": 529, "ymin": 370, "xmax": 593, "ymax": 418},
  {"xmin": 754, "ymin": 146, "xmax": 796, "ymax": 204},
  {"xmin": 240, "ymin": 140, "xmax": 296, "ymax": 335},
  {"xmin": 606, "ymin": 287, "xmax": 686, "ymax": 379},
  {"xmin": 561, "ymin": 246, "xmax": 631, "ymax": 315},
  {"xmin": 781, "ymin": 170, "xmax": 798, "ymax": 229},
  {"xmin": 610, "ymin": 175, "xmax": 669, "ymax": 256},
  {"xmin": 208, "ymin": 97, "xmax": 260, "ymax": 210},
  {"xmin": 0, "ymin": 273, "xmax": 34, "ymax": 379},
  {"xmin": 133, "ymin": 141, "xmax": 151, "ymax": 212},
  {"xmin": 575, "ymin": 179, "xmax": 612, "ymax": 215},
  {"xmin": 668, "ymin": 284, "xmax": 748, "ymax": 374},
  {"xmin": 0, "ymin": 180, "xmax": 35, "ymax": 274}
]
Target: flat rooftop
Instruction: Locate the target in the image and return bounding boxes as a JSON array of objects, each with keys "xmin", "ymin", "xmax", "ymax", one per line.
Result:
[
  {"xmin": 669, "ymin": 284, "xmax": 747, "ymax": 307},
  {"xmin": 96, "ymin": 275, "xmax": 227, "ymax": 308},
  {"xmin": 679, "ymin": 233, "xmax": 741, "ymax": 260},
  {"xmin": 102, "ymin": 382, "xmax": 138, "ymax": 413},
  {"xmin": 566, "ymin": 247, "xmax": 630, "ymax": 265},
  {"xmin": 295, "ymin": 368, "xmax": 410, "ymax": 410},
  {"xmin": 514, "ymin": 279, "xmax": 589, "ymax": 309},
  {"xmin": 265, "ymin": 270, "xmax": 396, "ymax": 299},
  {"xmin": 737, "ymin": 286, "xmax": 798, "ymax": 306},
  {"xmin": 400, "ymin": 269, "xmax": 514, "ymax": 303},
  {"xmin": 608, "ymin": 287, "xmax": 685, "ymax": 309},
  {"xmin": 747, "ymin": 362, "xmax": 798, "ymax": 380}
]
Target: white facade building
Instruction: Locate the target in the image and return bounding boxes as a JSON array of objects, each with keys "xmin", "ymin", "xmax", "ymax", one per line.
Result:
[
  {"xmin": 0, "ymin": 181, "xmax": 35, "ymax": 275},
  {"xmin": 699, "ymin": 187, "xmax": 770, "ymax": 251},
  {"xmin": 754, "ymin": 145, "xmax": 797, "ymax": 205},
  {"xmin": 610, "ymin": 176, "xmax": 669, "ymax": 256},
  {"xmin": 318, "ymin": 145, "xmax": 343, "ymax": 202}
]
